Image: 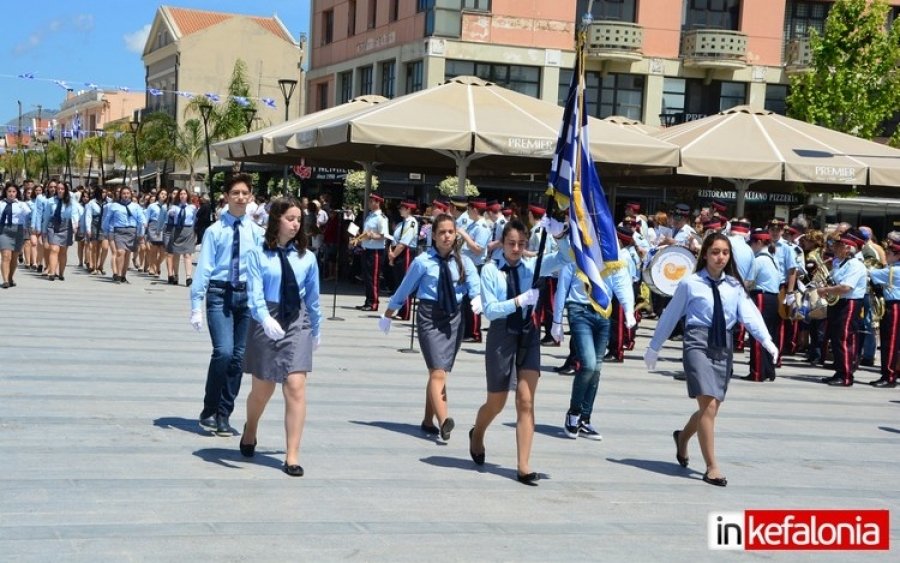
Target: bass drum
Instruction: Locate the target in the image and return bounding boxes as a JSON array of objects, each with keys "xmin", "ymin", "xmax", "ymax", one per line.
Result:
[{"xmin": 642, "ymin": 246, "xmax": 696, "ymax": 296}]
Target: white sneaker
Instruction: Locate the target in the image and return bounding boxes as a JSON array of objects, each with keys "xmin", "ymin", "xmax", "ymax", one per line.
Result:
[
  {"xmin": 578, "ymin": 421, "xmax": 603, "ymax": 441},
  {"xmin": 564, "ymin": 413, "xmax": 580, "ymax": 439}
]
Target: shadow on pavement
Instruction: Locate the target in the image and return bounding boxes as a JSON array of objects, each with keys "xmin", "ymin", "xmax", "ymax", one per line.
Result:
[
  {"xmin": 501, "ymin": 421, "xmax": 572, "ymax": 441},
  {"xmin": 606, "ymin": 457, "xmax": 701, "ymax": 479},
  {"xmin": 192, "ymin": 447, "xmax": 285, "ymax": 470},
  {"xmin": 153, "ymin": 416, "xmax": 210, "ymax": 436},
  {"xmin": 878, "ymin": 426, "xmax": 900, "ymax": 434},
  {"xmin": 348, "ymin": 420, "xmax": 440, "ymax": 442},
  {"xmin": 419, "ymin": 455, "xmax": 536, "ymax": 483}
]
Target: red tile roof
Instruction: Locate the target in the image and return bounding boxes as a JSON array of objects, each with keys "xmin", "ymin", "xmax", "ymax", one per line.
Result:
[{"xmin": 165, "ymin": 6, "xmax": 294, "ymax": 43}]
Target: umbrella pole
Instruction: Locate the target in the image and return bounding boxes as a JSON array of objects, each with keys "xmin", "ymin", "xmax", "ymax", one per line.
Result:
[{"xmin": 731, "ymin": 179, "xmax": 754, "ymax": 217}]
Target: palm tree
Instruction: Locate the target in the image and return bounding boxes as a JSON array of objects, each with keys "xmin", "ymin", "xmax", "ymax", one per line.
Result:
[
  {"xmin": 173, "ymin": 119, "xmax": 205, "ymax": 185},
  {"xmin": 184, "ymin": 59, "xmax": 259, "ymax": 143}
]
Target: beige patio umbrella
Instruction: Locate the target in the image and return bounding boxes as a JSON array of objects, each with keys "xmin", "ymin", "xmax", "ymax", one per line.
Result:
[
  {"xmin": 212, "ymin": 95, "xmax": 388, "ymax": 164},
  {"xmin": 285, "ymin": 76, "xmax": 680, "ymax": 193},
  {"xmin": 654, "ymin": 105, "xmax": 900, "ymax": 215},
  {"xmin": 601, "ymin": 115, "xmax": 660, "ymax": 135}
]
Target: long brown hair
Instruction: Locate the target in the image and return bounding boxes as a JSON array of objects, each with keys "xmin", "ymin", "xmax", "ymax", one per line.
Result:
[
  {"xmin": 696, "ymin": 232, "xmax": 743, "ymax": 285},
  {"xmin": 432, "ymin": 213, "xmax": 465, "ymax": 286},
  {"xmin": 264, "ymin": 197, "xmax": 307, "ymax": 254}
]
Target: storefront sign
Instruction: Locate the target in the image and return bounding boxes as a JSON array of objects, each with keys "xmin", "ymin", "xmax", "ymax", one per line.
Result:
[
  {"xmin": 311, "ymin": 167, "xmax": 349, "ymax": 181},
  {"xmin": 698, "ymin": 189, "xmax": 800, "ymax": 205}
]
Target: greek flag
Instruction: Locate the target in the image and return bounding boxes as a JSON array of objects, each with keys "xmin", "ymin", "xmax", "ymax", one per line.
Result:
[
  {"xmin": 119, "ymin": 86, "xmax": 130, "ymax": 93},
  {"xmin": 205, "ymin": 93, "xmax": 220, "ymax": 103},
  {"xmin": 72, "ymin": 113, "xmax": 82, "ymax": 138},
  {"xmin": 232, "ymin": 95, "xmax": 250, "ymax": 107},
  {"xmin": 85, "ymin": 82, "xmax": 99, "ymax": 90},
  {"xmin": 262, "ymin": 97, "xmax": 277, "ymax": 109},
  {"xmin": 177, "ymin": 91, "xmax": 194, "ymax": 98},
  {"xmin": 548, "ymin": 55, "xmax": 619, "ymax": 316},
  {"xmin": 17, "ymin": 72, "xmax": 35, "ymax": 79},
  {"xmin": 148, "ymin": 88, "xmax": 163, "ymax": 97}
]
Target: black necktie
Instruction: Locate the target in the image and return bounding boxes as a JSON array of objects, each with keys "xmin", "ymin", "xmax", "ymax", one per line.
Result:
[
  {"xmin": 124, "ymin": 202, "xmax": 133, "ymax": 220},
  {"xmin": 230, "ymin": 220, "xmax": 241, "ymax": 285},
  {"xmin": 437, "ymin": 252, "xmax": 458, "ymax": 315},
  {"xmin": 53, "ymin": 199, "xmax": 63, "ymax": 226},
  {"xmin": 177, "ymin": 205, "xmax": 186, "ymax": 228},
  {"xmin": 709, "ymin": 277, "xmax": 727, "ymax": 350},
  {"xmin": 501, "ymin": 262, "xmax": 526, "ymax": 334},
  {"xmin": 0, "ymin": 202, "xmax": 12, "ymax": 226},
  {"xmin": 277, "ymin": 246, "xmax": 302, "ymax": 329}
]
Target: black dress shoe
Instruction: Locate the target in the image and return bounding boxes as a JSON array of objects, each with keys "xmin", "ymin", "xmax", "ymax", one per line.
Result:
[
  {"xmin": 826, "ymin": 378, "xmax": 853, "ymax": 387},
  {"xmin": 739, "ymin": 375, "xmax": 760, "ymax": 381},
  {"xmin": 764, "ymin": 376, "xmax": 776, "ymax": 382},
  {"xmin": 860, "ymin": 358, "xmax": 875, "ymax": 367},
  {"xmin": 239, "ymin": 424, "xmax": 256, "ymax": 457},
  {"xmin": 516, "ymin": 472, "xmax": 540, "ymax": 486},
  {"xmin": 469, "ymin": 428, "xmax": 485, "ymax": 466},
  {"xmin": 355, "ymin": 304, "xmax": 370, "ymax": 310},
  {"xmin": 554, "ymin": 364, "xmax": 576, "ymax": 375},
  {"xmin": 420, "ymin": 422, "xmax": 439, "ymax": 436},
  {"xmin": 0, "ymin": 283, "xmax": 8, "ymax": 289},
  {"xmin": 283, "ymin": 464, "xmax": 304, "ymax": 477},
  {"xmin": 870, "ymin": 379, "xmax": 897, "ymax": 388},
  {"xmin": 168, "ymin": 276, "xmax": 177, "ymax": 285},
  {"xmin": 673, "ymin": 430, "xmax": 689, "ymax": 468},
  {"xmin": 703, "ymin": 472, "xmax": 727, "ymax": 487},
  {"xmin": 440, "ymin": 417, "xmax": 455, "ymax": 441},
  {"xmin": 359, "ymin": 305, "xmax": 376, "ymax": 312},
  {"xmin": 185, "ymin": 277, "xmax": 192, "ymax": 286},
  {"xmin": 820, "ymin": 375, "xmax": 839, "ymax": 384},
  {"xmin": 215, "ymin": 415, "xmax": 232, "ymax": 436},
  {"xmin": 199, "ymin": 416, "xmax": 217, "ymax": 432}
]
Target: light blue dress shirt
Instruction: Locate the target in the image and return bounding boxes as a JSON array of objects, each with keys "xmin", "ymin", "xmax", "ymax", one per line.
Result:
[
  {"xmin": 392, "ymin": 216, "xmax": 418, "ymax": 248},
  {"xmin": 0, "ymin": 200, "xmax": 31, "ymax": 225},
  {"xmin": 648, "ymin": 269, "xmax": 772, "ymax": 352},
  {"xmin": 361, "ymin": 210, "xmax": 388, "ymax": 250},
  {"xmin": 750, "ymin": 250, "xmax": 781, "ymax": 294},
  {"xmin": 728, "ymin": 234, "xmax": 754, "ymax": 281},
  {"xmin": 831, "ymin": 257, "xmax": 868, "ymax": 299},
  {"xmin": 489, "ymin": 217, "xmax": 507, "ymax": 260},
  {"xmin": 167, "ymin": 203, "xmax": 197, "ymax": 227},
  {"xmin": 190, "ymin": 211, "xmax": 265, "ymax": 310},
  {"xmin": 455, "ymin": 214, "xmax": 470, "ymax": 231},
  {"xmin": 102, "ymin": 201, "xmax": 145, "ymax": 235},
  {"xmin": 31, "ymin": 195, "xmax": 47, "ymax": 231},
  {"xmin": 41, "ymin": 197, "xmax": 80, "ymax": 231},
  {"xmin": 673, "ymin": 224, "xmax": 696, "ymax": 245},
  {"xmin": 387, "ymin": 248, "xmax": 481, "ymax": 311},
  {"xmin": 773, "ymin": 239, "xmax": 796, "ymax": 284},
  {"xmin": 870, "ymin": 263, "xmax": 900, "ymax": 301},
  {"xmin": 461, "ymin": 217, "xmax": 491, "ymax": 266},
  {"xmin": 145, "ymin": 202, "xmax": 164, "ymax": 237},
  {"xmin": 481, "ymin": 238, "xmax": 570, "ymax": 321},
  {"xmin": 246, "ymin": 244, "xmax": 322, "ymax": 337},
  {"xmin": 553, "ymin": 261, "xmax": 634, "ymax": 324}
]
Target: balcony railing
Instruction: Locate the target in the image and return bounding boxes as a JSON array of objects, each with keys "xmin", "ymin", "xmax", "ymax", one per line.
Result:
[
  {"xmin": 681, "ymin": 29, "xmax": 747, "ymax": 69},
  {"xmin": 784, "ymin": 38, "xmax": 812, "ymax": 73},
  {"xmin": 586, "ymin": 21, "xmax": 643, "ymax": 62}
]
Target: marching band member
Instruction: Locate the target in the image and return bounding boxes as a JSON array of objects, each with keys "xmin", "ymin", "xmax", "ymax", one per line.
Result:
[
  {"xmin": 424, "ymin": 198, "xmax": 449, "ymax": 247},
  {"xmin": 354, "ymin": 193, "xmax": 389, "ymax": 312},
  {"xmin": 799, "ymin": 230, "xmax": 827, "ymax": 364},
  {"xmin": 379, "ymin": 213, "xmax": 482, "ymax": 441},
  {"xmin": 606, "ymin": 226, "xmax": 640, "ymax": 361},
  {"xmin": 458, "ymin": 198, "xmax": 491, "ymax": 343},
  {"xmin": 857, "ymin": 226, "xmax": 882, "ymax": 367},
  {"xmin": 664, "ymin": 203, "xmax": 700, "ymax": 253},
  {"xmin": 728, "ymin": 219, "xmax": 754, "ymax": 352},
  {"xmin": 866, "ymin": 240, "xmax": 900, "ymax": 388},
  {"xmin": 769, "ymin": 218, "xmax": 799, "ymax": 360},
  {"xmin": 743, "ymin": 229, "xmax": 780, "ymax": 382},
  {"xmin": 526, "ymin": 204, "xmax": 558, "ymax": 345},
  {"xmin": 386, "ymin": 200, "xmax": 419, "ymax": 321},
  {"xmin": 101, "ymin": 186, "xmax": 145, "ymax": 285},
  {"xmin": 644, "ymin": 233, "xmax": 777, "ymax": 487},
  {"xmin": 0, "ymin": 184, "xmax": 29, "ymax": 288},
  {"xmin": 624, "ymin": 202, "xmax": 648, "ymax": 236},
  {"xmin": 486, "ymin": 200, "xmax": 508, "ymax": 262},
  {"xmin": 817, "ymin": 230, "xmax": 868, "ymax": 387}
]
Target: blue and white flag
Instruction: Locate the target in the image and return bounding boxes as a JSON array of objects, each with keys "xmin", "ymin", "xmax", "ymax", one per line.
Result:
[
  {"xmin": 177, "ymin": 91, "xmax": 194, "ymax": 99},
  {"xmin": 119, "ymin": 86, "xmax": 130, "ymax": 93},
  {"xmin": 54, "ymin": 80, "xmax": 68, "ymax": 90},
  {"xmin": 85, "ymin": 82, "xmax": 99, "ymax": 90},
  {"xmin": 548, "ymin": 54, "xmax": 619, "ymax": 316},
  {"xmin": 205, "ymin": 93, "xmax": 220, "ymax": 103},
  {"xmin": 148, "ymin": 88, "xmax": 163, "ymax": 97},
  {"xmin": 72, "ymin": 113, "xmax": 82, "ymax": 138},
  {"xmin": 6, "ymin": 126, "xmax": 17, "ymax": 134},
  {"xmin": 262, "ymin": 98, "xmax": 277, "ymax": 109},
  {"xmin": 17, "ymin": 72, "xmax": 35, "ymax": 79},
  {"xmin": 232, "ymin": 95, "xmax": 250, "ymax": 107}
]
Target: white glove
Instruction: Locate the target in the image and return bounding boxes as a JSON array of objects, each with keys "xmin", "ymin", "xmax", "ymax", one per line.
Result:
[
  {"xmin": 262, "ymin": 316, "xmax": 286, "ymax": 341},
  {"xmin": 470, "ymin": 295, "xmax": 483, "ymax": 315},
  {"xmin": 314, "ymin": 334, "xmax": 321, "ymax": 351},
  {"xmin": 516, "ymin": 288, "xmax": 540, "ymax": 308},
  {"xmin": 763, "ymin": 340, "xmax": 779, "ymax": 365},
  {"xmin": 378, "ymin": 315, "xmax": 392, "ymax": 335},
  {"xmin": 624, "ymin": 311, "xmax": 637, "ymax": 329},
  {"xmin": 190, "ymin": 309, "xmax": 203, "ymax": 332},
  {"xmin": 643, "ymin": 348, "xmax": 659, "ymax": 371},
  {"xmin": 538, "ymin": 216, "xmax": 566, "ymax": 238},
  {"xmin": 551, "ymin": 322, "xmax": 564, "ymax": 343},
  {"xmin": 784, "ymin": 293, "xmax": 796, "ymax": 306}
]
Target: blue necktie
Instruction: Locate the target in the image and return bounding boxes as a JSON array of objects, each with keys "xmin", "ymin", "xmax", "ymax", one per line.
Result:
[
  {"xmin": 230, "ymin": 219, "xmax": 241, "ymax": 286},
  {"xmin": 709, "ymin": 277, "xmax": 727, "ymax": 350},
  {"xmin": 52, "ymin": 199, "xmax": 63, "ymax": 226},
  {"xmin": 502, "ymin": 262, "xmax": 527, "ymax": 335},
  {"xmin": 436, "ymin": 252, "xmax": 458, "ymax": 315},
  {"xmin": 177, "ymin": 205, "xmax": 186, "ymax": 228},
  {"xmin": 124, "ymin": 202, "xmax": 133, "ymax": 220},
  {"xmin": 277, "ymin": 246, "xmax": 302, "ymax": 329},
  {"xmin": 0, "ymin": 202, "xmax": 12, "ymax": 227}
]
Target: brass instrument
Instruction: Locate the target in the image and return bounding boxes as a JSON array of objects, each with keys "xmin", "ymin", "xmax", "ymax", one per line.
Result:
[
  {"xmin": 809, "ymin": 251, "xmax": 839, "ymax": 307},
  {"xmin": 863, "ymin": 253, "xmax": 886, "ymax": 328}
]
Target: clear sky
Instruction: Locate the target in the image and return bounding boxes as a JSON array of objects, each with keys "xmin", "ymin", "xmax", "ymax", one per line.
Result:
[{"xmin": 1, "ymin": 0, "xmax": 311, "ymax": 124}]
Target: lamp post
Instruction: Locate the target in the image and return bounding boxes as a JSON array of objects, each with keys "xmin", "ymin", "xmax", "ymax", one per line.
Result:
[
  {"xmin": 96, "ymin": 129, "xmax": 105, "ymax": 186},
  {"xmin": 277, "ymin": 78, "xmax": 298, "ymax": 193},
  {"xmin": 199, "ymin": 102, "xmax": 214, "ymax": 194},
  {"xmin": 40, "ymin": 138, "xmax": 49, "ymax": 185},
  {"xmin": 62, "ymin": 130, "xmax": 73, "ymax": 188},
  {"xmin": 129, "ymin": 113, "xmax": 142, "ymax": 192},
  {"xmin": 239, "ymin": 107, "xmax": 257, "ymax": 172}
]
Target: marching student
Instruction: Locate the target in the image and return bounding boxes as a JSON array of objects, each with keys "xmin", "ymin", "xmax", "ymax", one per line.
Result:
[
  {"xmin": 743, "ymin": 229, "xmax": 781, "ymax": 382},
  {"xmin": 84, "ymin": 187, "xmax": 109, "ymax": 276},
  {"xmin": 74, "ymin": 190, "xmax": 88, "ymax": 269},
  {"xmin": 240, "ymin": 196, "xmax": 322, "ymax": 477},
  {"xmin": 470, "ymin": 218, "xmax": 569, "ymax": 485},
  {"xmin": 31, "ymin": 181, "xmax": 51, "ymax": 273},
  {"xmin": 379, "ymin": 213, "xmax": 482, "ymax": 441},
  {"xmin": 458, "ymin": 198, "xmax": 491, "ymax": 343},
  {"xmin": 867, "ymin": 240, "xmax": 900, "ymax": 387},
  {"xmin": 816, "ymin": 230, "xmax": 869, "ymax": 387},
  {"xmin": 354, "ymin": 193, "xmax": 389, "ymax": 312},
  {"xmin": 643, "ymin": 233, "xmax": 777, "ymax": 487},
  {"xmin": 0, "ymin": 184, "xmax": 29, "ymax": 288},
  {"xmin": 386, "ymin": 200, "xmax": 419, "ymax": 321},
  {"xmin": 145, "ymin": 188, "xmax": 168, "ymax": 277},
  {"xmin": 166, "ymin": 188, "xmax": 198, "ymax": 286},
  {"xmin": 20, "ymin": 184, "xmax": 35, "ymax": 270},
  {"xmin": 101, "ymin": 187, "xmax": 145, "ymax": 284},
  {"xmin": 42, "ymin": 183, "xmax": 79, "ymax": 281},
  {"xmin": 190, "ymin": 174, "xmax": 265, "ymax": 437}
]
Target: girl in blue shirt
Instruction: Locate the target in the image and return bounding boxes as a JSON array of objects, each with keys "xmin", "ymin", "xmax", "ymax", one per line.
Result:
[
  {"xmin": 379, "ymin": 213, "xmax": 482, "ymax": 442},
  {"xmin": 43, "ymin": 183, "xmax": 79, "ymax": 281},
  {"xmin": 165, "ymin": 188, "xmax": 198, "ymax": 285},
  {"xmin": 241, "ymin": 197, "xmax": 322, "ymax": 477}
]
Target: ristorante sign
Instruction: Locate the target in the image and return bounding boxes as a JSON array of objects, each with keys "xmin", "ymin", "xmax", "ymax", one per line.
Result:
[{"xmin": 698, "ymin": 189, "xmax": 801, "ymax": 205}]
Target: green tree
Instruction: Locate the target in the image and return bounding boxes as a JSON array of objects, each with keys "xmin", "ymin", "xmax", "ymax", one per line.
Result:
[
  {"xmin": 787, "ymin": 0, "xmax": 900, "ymax": 139},
  {"xmin": 172, "ymin": 119, "xmax": 205, "ymax": 186},
  {"xmin": 184, "ymin": 59, "xmax": 258, "ymax": 142}
]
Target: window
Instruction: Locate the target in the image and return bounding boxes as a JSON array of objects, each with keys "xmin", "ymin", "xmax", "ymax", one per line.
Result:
[
  {"xmin": 339, "ymin": 71, "xmax": 353, "ymax": 103},
  {"xmin": 380, "ymin": 61, "xmax": 396, "ymax": 98},
  {"xmin": 718, "ymin": 81, "xmax": 746, "ymax": 110},
  {"xmin": 462, "ymin": 0, "xmax": 491, "ymax": 11},
  {"xmin": 684, "ymin": 0, "xmax": 741, "ymax": 30},
  {"xmin": 784, "ymin": 1, "xmax": 830, "ymax": 40},
  {"xmin": 316, "ymin": 83, "xmax": 329, "ymax": 111},
  {"xmin": 369, "ymin": 0, "xmax": 378, "ymax": 29},
  {"xmin": 348, "ymin": 1, "xmax": 357, "ymax": 37},
  {"xmin": 322, "ymin": 9, "xmax": 334, "ymax": 45},
  {"xmin": 417, "ymin": 0, "xmax": 433, "ymax": 13},
  {"xmin": 358, "ymin": 66, "xmax": 374, "ymax": 96},
  {"xmin": 558, "ymin": 69, "xmax": 574, "ymax": 106},
  {"xmin": 764, "ymin": 84, "xmax": 788, "ymax": 115},
  {"xmin": 389, "ymin": 0, "xmax": 399, "ymax": 22},
  {"xmin": 445, "ymin": 60, "xmax": 541, "ymax": 98},
  {"xmin": 661, "ymin": 77, "xmax": 686, "ymax": 116},
  {"xmin": 405, "ymin": 60, "xmax": 424, "ymax": 93},
  {"xmin": 577, "ymin": 0, "xmax": 636, "ymax": 22},
  {"xmin": 587, "ymin": 73, "xmax": 645, "ymax": 120}
]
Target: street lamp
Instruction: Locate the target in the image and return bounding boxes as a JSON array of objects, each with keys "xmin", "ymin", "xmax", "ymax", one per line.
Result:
[
  {"xmin": 239, "ymin": 107, "xmax": 258, "ymax": 173},
  {"xmin": 96, "ymin": 129, "xmax": 105, "ymax": 186},
  {"xmin": 278, "ymin": 78, "xmax": 298, "ymax": 192},
  {"xmin": 61, "ymin": 130, "xmax": 73, "ymax": 188},
  {"xmin": 39, "ymin": 138, "xmax": 49, "ymax": 185},
  {"xmin": 129, "ymin": 114, "xmax": 142, "ymax": 192},
  {"xmin": 199, "ymin": 102, "xmax": 214, "ymax": 193}
]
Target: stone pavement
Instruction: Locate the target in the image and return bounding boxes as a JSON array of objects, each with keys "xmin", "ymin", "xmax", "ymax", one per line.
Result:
[{"xmin": 1, "ymin": 258, "xmax": 898, "ymax": 561}]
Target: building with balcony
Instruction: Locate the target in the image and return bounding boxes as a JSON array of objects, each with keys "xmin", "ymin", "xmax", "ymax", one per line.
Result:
[
  {"xmin": 141, "ymin": 5, "xmax": 306, "ymax": 129},
  {"xmin": 54, "ymin": 89, "xmax": 145, "ymax": 135}
]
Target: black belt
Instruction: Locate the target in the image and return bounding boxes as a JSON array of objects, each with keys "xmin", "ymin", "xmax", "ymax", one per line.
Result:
[
  {"xmin": 885, "ymin": 299, "xmax": 900, "ymax": 304},
  {"xmin": 114, "ymin": 226, "xmax": 136, "ymax": 231},
  {"xmin": 209, "ymin": 279, "xmax": 246, "ymax": 291},
  {"xmin": 839, "ymin": 297, "xmax": 863, "ymax": 302}
]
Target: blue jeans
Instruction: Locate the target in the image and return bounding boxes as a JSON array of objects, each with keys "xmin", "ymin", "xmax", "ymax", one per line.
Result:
[
  {"xmin": 567, "ymin": 303, "xmax": 611, "ymax": 419},
  {"xmin": 203, "ymin": 285, "xmax": 250, "ymax": 418}
]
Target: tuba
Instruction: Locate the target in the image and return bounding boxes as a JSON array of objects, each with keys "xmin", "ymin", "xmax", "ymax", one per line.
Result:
[
  {"xmin": 863, "ymin": 253, "xmax": 886, "ymax": 328},
  {"xmin": 803, "ymin": 251, "xmax": 835, "ymax": 320}
]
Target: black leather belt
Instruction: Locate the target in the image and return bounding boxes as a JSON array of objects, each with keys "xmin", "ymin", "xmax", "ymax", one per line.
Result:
[{"xmin": 209, "ymin": 279, "xmax": 246, "ymax": 291}]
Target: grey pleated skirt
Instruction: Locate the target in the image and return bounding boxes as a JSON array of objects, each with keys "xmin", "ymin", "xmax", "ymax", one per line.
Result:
[
  {"xmin": 243, "ymin": 301, "xmax": 313, "ymax": 383},
  {"xmin": 113, "ymin": 227, "xmax": 138, "ymax": 253},
  {"xmin": 682, "ymin": 324, "xmax": 734, "ymax": 401},
  {"xmin": 163, "ymin": 225, "xmax": 173, "ymax": 249},
  {"xmin": 167, "ymin": 226, "xmax": 196, "ymax": 254},
  {"xmin": 46, "ymin": 223, "xmax": 73, "ymax": 247},
  {"xmin": 484, "ymin": 317, "xmax": 541, "ymax": 393},
  {"xmin": 147, "ymin": 224, "xmax": 164, "ymax": 244},
  {"xmin": 417, "ymin": 300, "xmax": 463, "ymax": 371},
  {"xmin": 0, "ymin": 224, "xmax": 24, "ymax": 251}
]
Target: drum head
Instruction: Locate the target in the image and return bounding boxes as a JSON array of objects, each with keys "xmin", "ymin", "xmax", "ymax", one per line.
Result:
[{"xmin": 643, "ymin": 246, "xmax": 696, "ymax": 296}]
